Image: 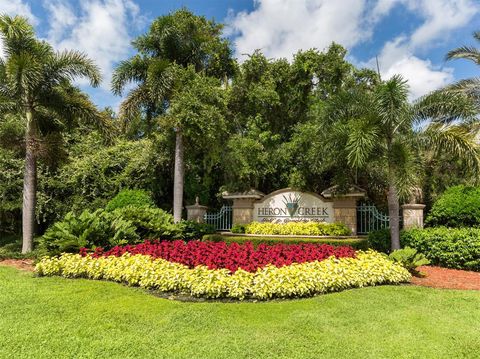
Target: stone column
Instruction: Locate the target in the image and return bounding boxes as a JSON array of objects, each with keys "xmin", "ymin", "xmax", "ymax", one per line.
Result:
[
  {"xmin": 333, "ymin": 198, "xmax": 358, "ymax": 235},
  {"xmin": 402, "ymin": 204, "xmax": 426, "ymax": 229},
  {"xmin": 185, "ymin": 197, "xmax": 208, "ymax": 223},
  {"xmin": 222, "ymin": 190, "xmax": 265, "ymax": 226},
  {"xmin": 232, "ymin": 198, "xmax": 257, "ymax": 225}
]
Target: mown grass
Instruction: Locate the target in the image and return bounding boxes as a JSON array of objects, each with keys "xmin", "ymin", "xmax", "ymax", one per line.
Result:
[{"xmin": 0, "ymin": 265, "xmax": 479, "ymax": 359}]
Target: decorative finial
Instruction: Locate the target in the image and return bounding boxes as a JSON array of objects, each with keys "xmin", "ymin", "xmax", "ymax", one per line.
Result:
[{"xmin": 195, "ymin": 196, "xmax": 199, "ymax": 205}]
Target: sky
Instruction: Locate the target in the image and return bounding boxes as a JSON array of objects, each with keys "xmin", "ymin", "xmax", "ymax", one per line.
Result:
[{"xmin": 1, "ymin": 0, "xmax": 479, "ymax": 109}]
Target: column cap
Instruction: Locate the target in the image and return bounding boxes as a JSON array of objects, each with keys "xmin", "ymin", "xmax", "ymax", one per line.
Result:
[{"xmin": 401, "ymin": 203, "xmax": 426, "ymax": 210}]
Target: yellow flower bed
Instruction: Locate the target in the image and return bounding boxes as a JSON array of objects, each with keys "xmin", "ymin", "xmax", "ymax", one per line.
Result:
[
  {"xmin": 245, "ymin": 221, "xmax": 351, "ymax": 236},
  {"xmin": 35, "ymin": 251, "xmax": 410, "ymax": 300}
]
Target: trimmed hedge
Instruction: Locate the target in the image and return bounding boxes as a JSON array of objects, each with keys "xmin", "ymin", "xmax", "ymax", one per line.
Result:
[
  {"xmin": 203, "ymin": 234, "xmax": 368, "ymax": 250},
  {"xmin": 425, "ymin": 185, "xmax": 480, "ymax": 228},
  {"xmin": 245, "ymin": 221, "xmax": 351, "ymax": 236},
  {"xmin": 401, "ymin": 227, "xmax": 480, "ymax": 271}
]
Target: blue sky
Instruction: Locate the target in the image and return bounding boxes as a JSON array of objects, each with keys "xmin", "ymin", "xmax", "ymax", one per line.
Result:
[{"xmin": 1, "ymin": 0, "xmax": 479, "ymax": 109}]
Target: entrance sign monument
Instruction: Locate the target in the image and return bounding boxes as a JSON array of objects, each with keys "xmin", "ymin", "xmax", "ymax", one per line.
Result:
[{"xmin": 253, "ymin": 190, "xmax": 334, "ymax": 223}]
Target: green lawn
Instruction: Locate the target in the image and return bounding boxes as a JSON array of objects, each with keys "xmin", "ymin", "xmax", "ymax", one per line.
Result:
[{"xmin": 1, "ymin": 266, "xmax": 479, "ymax": 359}]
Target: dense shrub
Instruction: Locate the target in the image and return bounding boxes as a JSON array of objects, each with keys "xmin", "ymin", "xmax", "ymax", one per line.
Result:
[
  {"xmin": 203, "ymin": 234, "xmax": 368, "ymax": 249},
  {"xmin": 401, "ymin": 227, "xmax": 480, "ymax": 271},
  {"xmin": 39, "ymin": 209, "xmax": 139, "ymax": 255},
  {"xmin": 245, "ymin": 221, "xmax": 351, "ymax": 236},
  {"xmin": 83, "ymin": 240, "xmax": 356, "ymax": 273},
  {"xmin": 367, "ymin": 228, "xmax": 391, "ymax": 253},
  {"xmin": 105, "ymin": 189, "xmax": 155, "ymax": 211},
  {"xmin": 36, "ymin": 251, "xmax": 410, "ymax": 300},
  {"xmin": 177, "ymin": 221, "xmax": 215, "ymax": 240},
  {"xmin": 40, "ymin": 207, "xmax": 181, "ymax": 255},
  {"xmin": 425, "ymin": 185, "xmax": 480, "ymax": 227},
  {"xmin": 231, "ymin": 223, "xmax": 246, "ymax": 234}
]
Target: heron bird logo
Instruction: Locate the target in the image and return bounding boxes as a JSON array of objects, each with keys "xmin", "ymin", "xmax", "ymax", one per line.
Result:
[{"xmin": 283, "ymin": 193, "xmax": 301, "ymax": 217}]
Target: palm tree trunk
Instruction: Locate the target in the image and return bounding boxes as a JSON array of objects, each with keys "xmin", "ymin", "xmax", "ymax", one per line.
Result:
[
  {"xmin": 22, "ymin": 109, "xmax": 37, "ymax": 253},
  {"xmin": 173, "ymin": 127, "xmax": 184, "ymax": 223},
  {"xmin": 387, "ymin": 181, "xmax": 401, "ymax": 251}
]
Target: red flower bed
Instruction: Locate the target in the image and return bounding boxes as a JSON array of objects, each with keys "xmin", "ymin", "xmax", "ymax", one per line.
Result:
[{"xmin": 81, "ymin": 240, "xmax": 356, "ymax": 273}]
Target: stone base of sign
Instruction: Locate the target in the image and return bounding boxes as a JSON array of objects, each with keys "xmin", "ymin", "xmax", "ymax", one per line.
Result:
[
  {"xmin": 185, "ymin": 197, "xmax": 208, "ymax": 223},
  {"xmin": 401, "ymin": 203, "xmax": 426, "ymax": 229}
]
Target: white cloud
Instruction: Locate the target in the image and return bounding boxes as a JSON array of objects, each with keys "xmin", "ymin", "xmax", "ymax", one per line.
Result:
[
  {"xmin": 228, "ymin": 0, "xmax": 373, "ymax": 60},
  {"xmin": 44, "ymin": 0, "xmax": 143, "ymax": 89},
  {"xmin": 383, "ymin": 54, "xmax": 454, "ymax": 99}
]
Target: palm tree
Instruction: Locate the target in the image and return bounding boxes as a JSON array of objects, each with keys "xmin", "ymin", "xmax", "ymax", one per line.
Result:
[
  {"xmin": 446, "ymin": 31, "xmax": 480, "ymax": 103},
  {"xmin": 0, "ymin": 15, "xmax": 102, "ymax": 253},
  {"xmin": 112, "ymin": 9, "xmax": 235, "ymax": 223},
  {"xmin": 338, "ymin": 75, "xmax": 479, "ymax": 250}
]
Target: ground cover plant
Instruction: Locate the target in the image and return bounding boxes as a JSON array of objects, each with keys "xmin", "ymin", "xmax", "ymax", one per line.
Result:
[
  {"xmin": 244, "ymin": 221, "xmax": 351, "ymax": 236},
  {"xmin": 82, "ymin": 240, "xmax": 356, "ymax": 272},
  {"xmin": 36, "ymin": 250, "xmax": 410, "ymax": 300}
]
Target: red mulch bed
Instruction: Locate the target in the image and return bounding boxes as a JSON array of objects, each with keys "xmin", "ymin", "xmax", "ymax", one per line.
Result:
[
  {"xmin": 411, "ymin": 266, "xmax": 480, "ymax": 290},
  {"xmin": 0, "ymin": 259, "xmax": 34, "ymax": 271}
]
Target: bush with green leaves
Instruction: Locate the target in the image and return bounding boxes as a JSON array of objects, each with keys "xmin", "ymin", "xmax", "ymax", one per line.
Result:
[
  {"xmin": 105, "ymin": 189, "xmax": 155, "ymax": 211},
  {"xmin": 231, "ymin": 223, "xmax": 246, "ymax": 234},
  {"xmin": 178, "ymin": 221, "xmax": 215, "ymax": 240},
  {"xmin": 425, "ymin": 185, "xmax": 480, "ymax": 228},
  {"xmin": 401, "ymin": 227, "xmax": 480, "ymax": 271},
  {"xmin": 367, "ymin": 228, "xmax": 391, "ymax": 253},
  {"xmin": 39, "ymin": 205, "xmax": 217, "ymax": 255},
  {"xmin": 39, "ymin": 209, "xmax": 139, "ymax": 255},
  {"xmin": 389, "ymin": 247, "xmax": 430, "ymax": 276}
]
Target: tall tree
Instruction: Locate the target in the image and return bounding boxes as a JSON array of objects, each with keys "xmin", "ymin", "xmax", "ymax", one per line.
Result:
[
  {"xmin": 0, "ymin": 15, "xmax": 102, "ymax": 252},
  {"xmin": 112, "ymin": 8, "xmax": 235, "ymax": 222},
  {"xmin": 327, "ymin": 76, "xmax": 479, "ymax": 250}
]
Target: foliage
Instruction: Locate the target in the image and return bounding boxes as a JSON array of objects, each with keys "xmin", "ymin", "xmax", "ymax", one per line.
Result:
[
  {"xmin": 177, "ymin": 221, "xmax": 215, "ymax": 240},
  {"xmin": 231, "ymin": 224, "xmax": 246, "ymax": 234},
  {"xmin": 401, "ymin": 227, "xmax": 480, "ymax": 271},
  {"xmin": 202, "ymin": 234, "xmax": 368, "ymax": 250},
  {"xmin": 388, "ymin": 247, "xmax": 430, "ymax": 275},
  {"xmin": 425, "ymin": 185, "xmax": 480, "ymax": 227},
  {"xmin": 39, "ymin": 209, "xmax": 139, "ymax": 255},
  {"xmin": 367, "ymin": 228, "xmax": 391, "ymax": 253},
  {"xmin": 39, "ymin": 206, "xmax": 181, "ymax": 255},
  {"xmin": 36, "ymin": 251, "xmax": 410, "ymax": 300},
  {"xmin": 245, "ymin": 221, "xmax": 351, "ymax": 236},
  {"xmin": 105, "ymin": 189, "xmax": 155, "ymax": 211},
  {"xmin": 83, "ymin": 240, "xmax": 356, "ymax": 273},
  {"xmin": 37, "ymin": 137, "xmax": 169, "ymax": 225}
]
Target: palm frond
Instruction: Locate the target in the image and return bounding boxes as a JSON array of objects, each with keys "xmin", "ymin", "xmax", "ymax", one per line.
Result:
[
  {"xmin": 413, "ymin": 89, "xmax": 478, "ymax": 124},
  {"xmin": 446, "ymin": 46, "xmax": 480, "ymax": 65},
  {"xmin": 48, "ymin": 50, "xmax": 101, "ymax": 87},
  {"xmin": 111, "ymin": 55, "xmax": 149, "ymax": 95},
  {"xmin": 118, "ymin": 85, "xmax": 152, "ymax": 121},
  {"xmin": 420, "ymin": 122, "xmax": 480, "ymax": 171},
  {"xmin": 346, "ymin": 119, "xmax": 379, "ymax": 168},
  {"xmin": 375, "ymin": 74, "xmax": 410, "ymax": 132}
]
